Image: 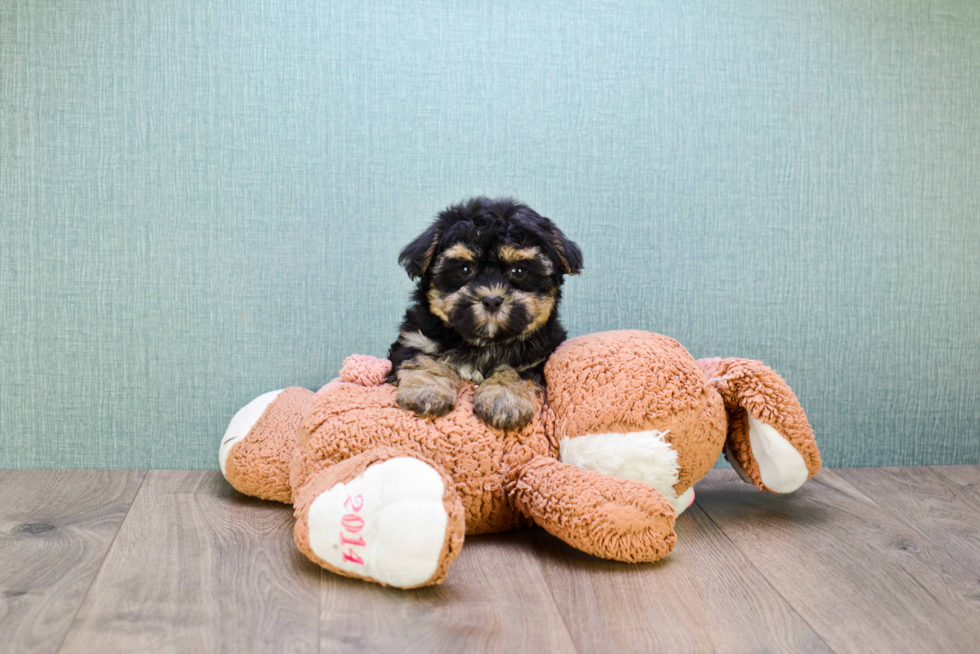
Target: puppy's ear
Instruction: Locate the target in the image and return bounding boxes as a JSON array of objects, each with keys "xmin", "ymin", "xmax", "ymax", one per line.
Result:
[
  {"xmin": 398, "ymin": 223, "xmax": 442, "ymax": 280},
  {"xmin": 546, "ymin": 221, "xmax": 583, "ymax": 275}
]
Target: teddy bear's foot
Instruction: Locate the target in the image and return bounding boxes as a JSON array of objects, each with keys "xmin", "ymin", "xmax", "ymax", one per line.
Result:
[
  {"xmin": 723, "ymin": 413, "xmax": 809, "ymax": 492},
  {"xmin": 293, "ymin": 448, "xmax": 465, "ymax": 588},
  {"xmin": 675, "ymin": 486, "xmax": 695, "ymax": 514},
  {"xmin": 219, "ymin": 387, "xmax": 314, "ymax": 503},
  {"xmin": 699, "ymin": 357, "xmax": 821, "ymax": 494}
]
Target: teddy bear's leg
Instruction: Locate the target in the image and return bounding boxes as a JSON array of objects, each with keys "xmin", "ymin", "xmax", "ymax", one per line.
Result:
[
  {"xmin": 698, "ymin": 357, "xmax": 821, "ymax": 494},
  {"xmin": 292, "ymin": 446, "xmax": 465, "ymax": 589},
  {"xmin": 510, "ymin": 455, "xmax": 677, "ymax": 563},
  {"xmin": 219, "ymin": 387, "xmax": 315, "ymax": 503}
]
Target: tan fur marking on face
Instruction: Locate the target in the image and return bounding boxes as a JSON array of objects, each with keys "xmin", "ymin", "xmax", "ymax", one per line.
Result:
[
  {"xmin": 433, "ymin": 243, "xmax": 477, "ymax": 272},
  {"xmin": 470, "ymin": 284, "xmax": 511, "ymax": 337},
  {"xmin": 499, "ymin": 245, "xmax": 540, "ymax": 263},
  {"xmin": 473, "ymin": 303, "xmax": 512, "ymax": 338},
  {"xmin": 472, "ymin": 367, "xmax": 540, "ymax": 430},
  {"xmin": 427, "ymin": 287, "xmax": 463, "ymax": 323},
  {"xmin": 444, "ymin": 243, "xmax": 477, "ymax": 260},
  {"xmin": 396, "ymin": 355, "xmax": 461, "ymax": 418},
  {"xmin": 513, "ymin": 289, "xmax": 557, "ymax": 336},
  {"xmin": 473, "ymin": 283, "xmax": 509, "ymax": 299},
  {"xmin": 432, "ymin": 243, "xmax": 477, "ymax": 275}
]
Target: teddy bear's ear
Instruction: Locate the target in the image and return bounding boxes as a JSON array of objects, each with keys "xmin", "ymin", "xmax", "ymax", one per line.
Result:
[{"xmin": 398, "ymin": 223, "xmax": 443, "ymax": 280}]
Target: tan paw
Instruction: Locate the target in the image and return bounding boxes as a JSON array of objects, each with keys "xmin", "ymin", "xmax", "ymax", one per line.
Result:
[
  {"xmin": 473, "ymin": 371, "xmax": 538, "ymax": 430},
  {"xmin": 395, "ymin": 355, "xmax": 460, "ymax": 418},
  {"xmin": 396, "ymin": 382, "xmax": 457, "ymax": 417}
]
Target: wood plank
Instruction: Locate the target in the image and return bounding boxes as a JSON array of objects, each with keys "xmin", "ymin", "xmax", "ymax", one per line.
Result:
[
  {"xmin": 58, "ymin": 471, "xmax": 320, "ymax": 653},
  {"xmin": 695, "ymin": 468, "xmax": 980, "ymax": 654},
  {"xmin": 932, "ymin": 464, "xmax": 980, "ymax": 503},
  {"xmin": 0, "ymin": 470, "xmax": 145, "ymax": 654},
  {"xmin": 319, "ymin": 532, "xmax": 577, "ymax": 654},
  {"xmin": 836, "ymin": 466, "xmax": 980, "ymax": 577},
  {"xmin": 527, "ymin": 504, "xmax": 832, "ymax": 654}
]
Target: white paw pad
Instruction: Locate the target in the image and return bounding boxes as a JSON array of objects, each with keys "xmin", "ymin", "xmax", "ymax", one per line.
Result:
[
  {"xmin": 673, "ymin": 487, "xmax": 695, "ymax": 515},
  {"xmin": 218, "ymin": 389, "xmax": 284, "ymax": 477},
  {"xmin": 747, "ymin": 414, "xmax": 809, "ymax": 493},
  {"xmin": 307, "ymin": 457, "xmax": 449, "ymax": 588}
]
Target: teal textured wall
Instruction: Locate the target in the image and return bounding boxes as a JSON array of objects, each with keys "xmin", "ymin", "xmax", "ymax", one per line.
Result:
[{"xmin": 2, "ymin": 0, "xmax": 979, "ymax": 469}]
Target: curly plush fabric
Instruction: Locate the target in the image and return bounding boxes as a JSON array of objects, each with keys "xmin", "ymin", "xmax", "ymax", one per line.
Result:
[
  {"xmin": 339, "ymin": 354, "xmax": 392, "ymax": 386},
  {"xmin": 543, "ymin": 330, "xmax": 728, "ymax": 495},
  {"xmin": 511, "ymin": 455, "xmax": 677, "ymax": 562},
  {"xmin": 294, "ymin": 380, "xmax": 544, "ymax": 535},
  {"xmin": 698, "ymin": 357, "xmax": 821, "ymax": 492},
  {"xmin": 220, "ymin": 329, "xmax": 822, "ymax": 588},
  {"xmin": 292, "ymin": 445, "xmax": 465, "ymax": 588},
  {"xmin": 223, "ymin": 387, "xmax": 313, "ymax": 503}
]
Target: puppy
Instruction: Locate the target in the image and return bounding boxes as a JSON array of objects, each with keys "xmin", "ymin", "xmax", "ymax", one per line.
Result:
[{"xmin": 387, "ymin": 197, "xmax": 582, "ymax": 430}]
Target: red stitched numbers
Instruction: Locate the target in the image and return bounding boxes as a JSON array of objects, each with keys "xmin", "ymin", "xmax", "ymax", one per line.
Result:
[{"xmin": 341, "ymin": 494, "xmax": 366, "ymax": 565}]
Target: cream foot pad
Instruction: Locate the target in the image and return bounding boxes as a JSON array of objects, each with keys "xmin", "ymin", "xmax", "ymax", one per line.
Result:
[
  {"xmin": 747, "ymin": 414, "xmax": 809, "ymax": 493},
  {"xmin": 218, "ymin": 389, "xmax": 284, "ymax": 478},
  {"xmin": 307, "ymin": 457, "xmax": 450, "ymax": 588}
]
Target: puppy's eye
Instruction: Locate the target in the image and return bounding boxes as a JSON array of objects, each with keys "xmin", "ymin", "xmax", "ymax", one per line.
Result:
[
  {"xmin": 460, "ymin": 265, "xmax": 473, "ymax": 276},
  {"xmin": 509, "ymin": 266, "xmax": 527, "ymax": 278}
]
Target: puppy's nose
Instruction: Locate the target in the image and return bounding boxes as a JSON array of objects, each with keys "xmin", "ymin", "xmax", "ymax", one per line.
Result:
[{"xmin": 481, "ymin": 295, "xmax": 504, "ymax": 312}]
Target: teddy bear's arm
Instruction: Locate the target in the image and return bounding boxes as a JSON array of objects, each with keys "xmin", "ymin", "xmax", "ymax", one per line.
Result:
[
  {"xmin": 509, "ymin": 455, "xmax": 676, "ymax": 562},
  {"xmin": 698, "ymin": 357, "xmax": 821, "ymax": 493}
]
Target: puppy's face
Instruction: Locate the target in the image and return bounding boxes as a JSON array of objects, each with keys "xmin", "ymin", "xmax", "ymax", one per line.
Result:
[
  {"xmin": 427, "ymin": 241, "xmax": 557, "ymax": 343},
  {"xmin": 399, "ymin": 198, "xmax": 582, "ymax": 344}
]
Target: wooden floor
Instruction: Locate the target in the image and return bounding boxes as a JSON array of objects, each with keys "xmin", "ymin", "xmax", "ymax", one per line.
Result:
[{"xmin": 2, "ymin": 467, "xmax": 979, "ymax": 654}]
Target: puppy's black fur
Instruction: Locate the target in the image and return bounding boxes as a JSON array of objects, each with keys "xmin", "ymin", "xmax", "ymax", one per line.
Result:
[{"xmin": 387, "ymin": 197, "xmax": 582, "ymax": 430}]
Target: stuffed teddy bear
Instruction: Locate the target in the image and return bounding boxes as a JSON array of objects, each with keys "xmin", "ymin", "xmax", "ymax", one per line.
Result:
[{"xmin": 218, "ymin": 330, "xmax": 820, "ymax": 589}]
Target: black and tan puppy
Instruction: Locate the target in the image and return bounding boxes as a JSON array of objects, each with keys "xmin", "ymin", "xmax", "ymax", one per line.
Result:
[{"xmin": 387, "ymin": 197, "xmax": 582, "ymax": 430}]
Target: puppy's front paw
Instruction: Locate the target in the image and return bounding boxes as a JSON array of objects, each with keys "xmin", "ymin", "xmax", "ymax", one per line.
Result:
[
  {"xmin": 394, "ymin": 355, "xmax": 461, "ymax": 418},
  {"xmin": 473, "ymin": 372, "xmax": 538, "ymax": 430},
  {"xmin": 397, "ymin": 383, "xmax": 456, "ymax": 418}
]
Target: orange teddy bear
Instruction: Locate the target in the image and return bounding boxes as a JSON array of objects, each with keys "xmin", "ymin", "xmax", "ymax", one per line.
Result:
[{"xmin": 219, "ymin": 330, "xmax": 820, "ymax": 589}]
